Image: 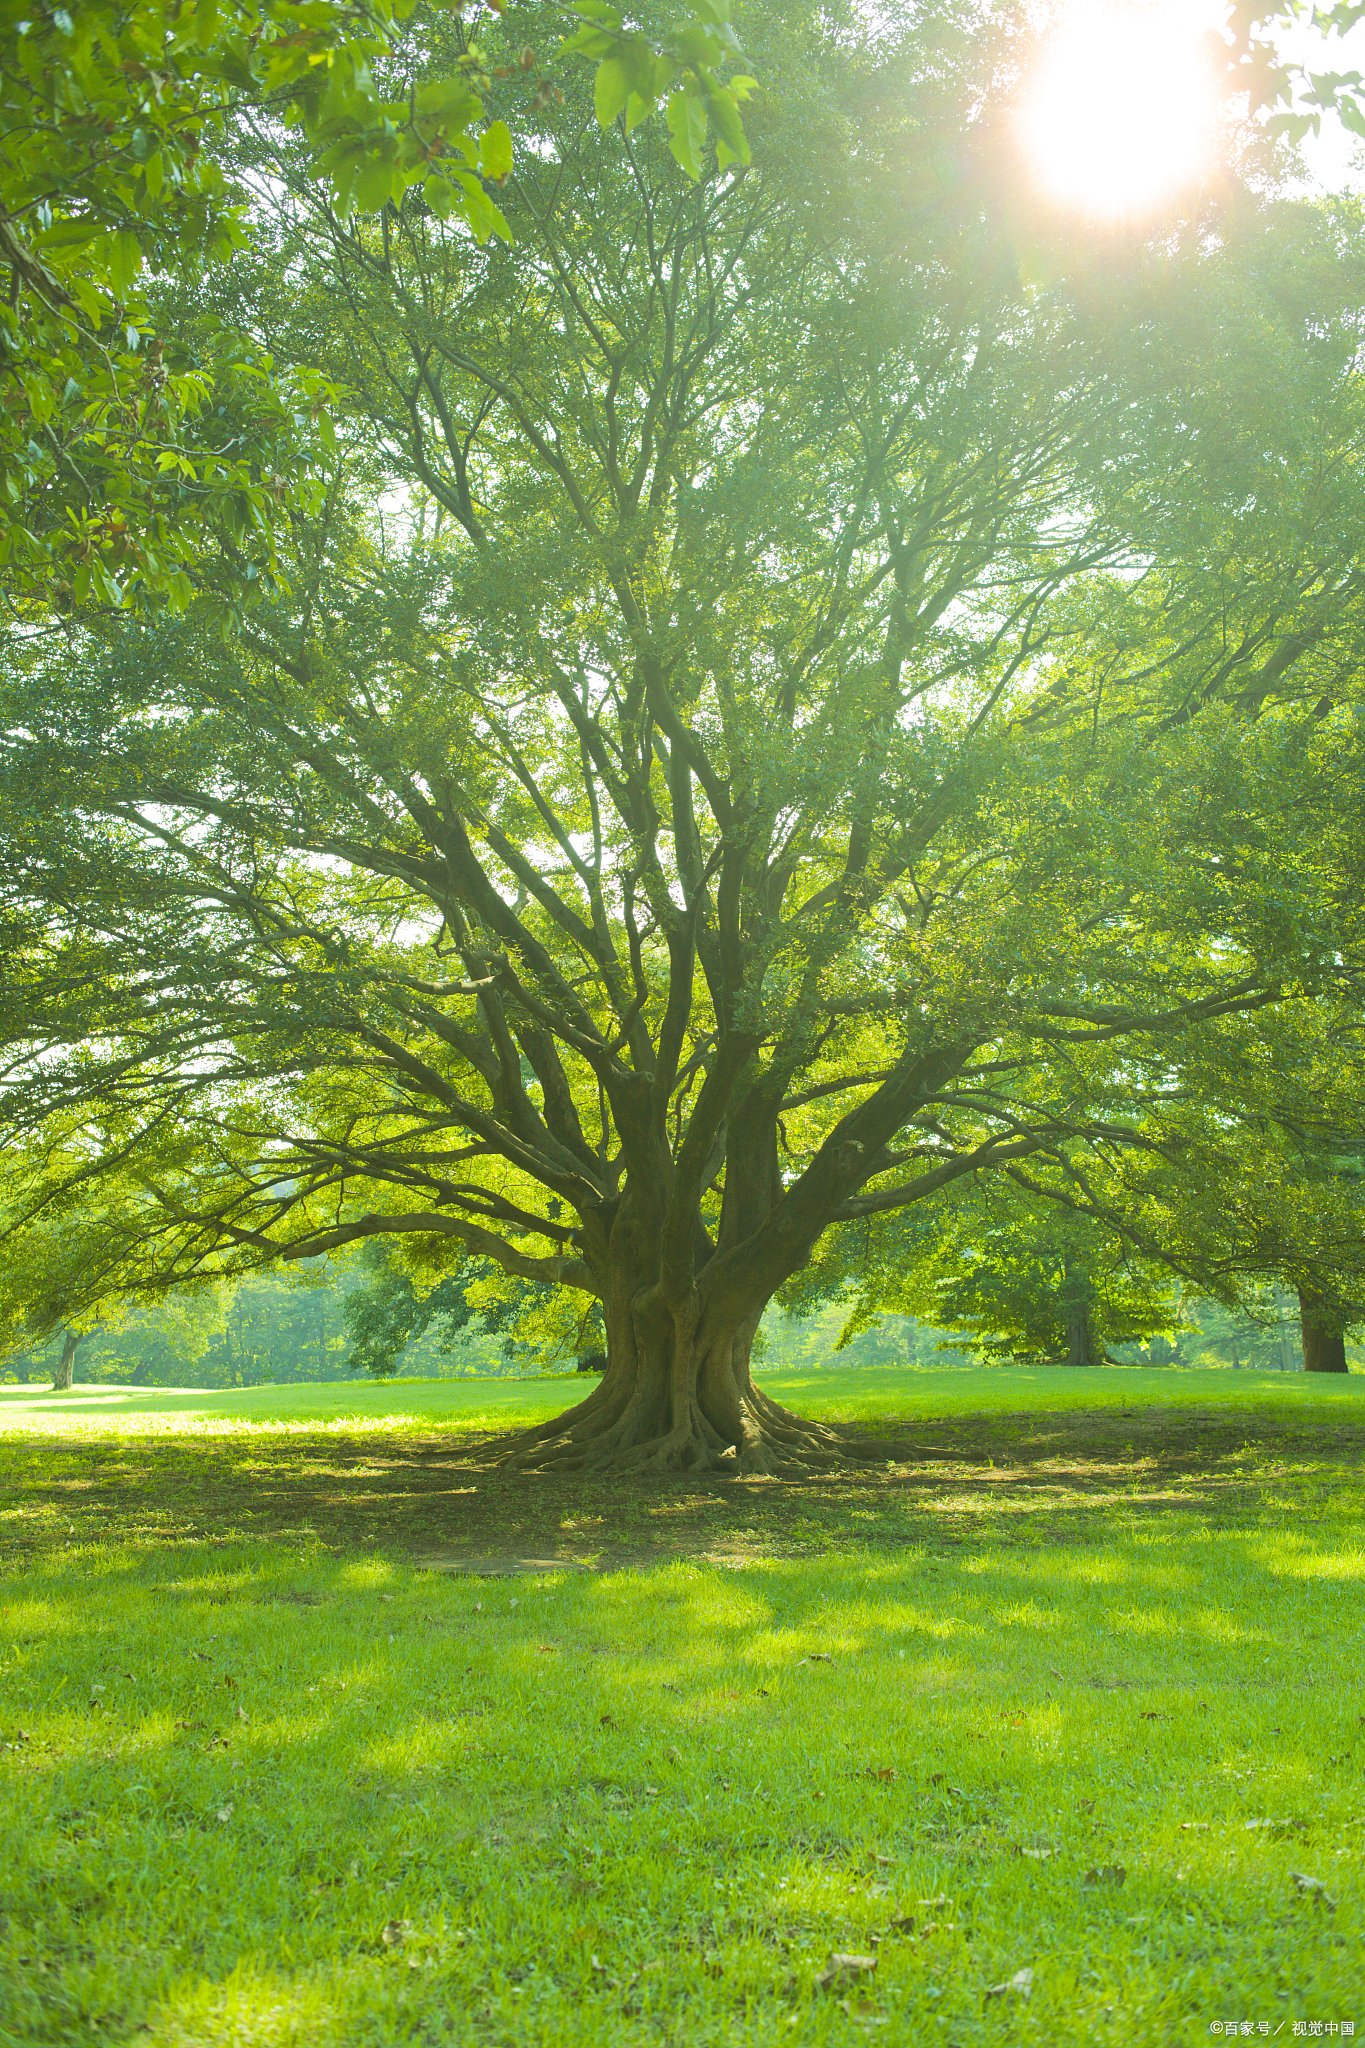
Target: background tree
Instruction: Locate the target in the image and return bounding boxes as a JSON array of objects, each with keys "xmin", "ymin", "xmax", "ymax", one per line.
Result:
[
  {"xmin": 801, "ymin": 1182, "xmax": 1184, "ymax": 1371},
  {"xmin": 342, "ymin": 1236, "xmax": 605, "ymax": 1375}
]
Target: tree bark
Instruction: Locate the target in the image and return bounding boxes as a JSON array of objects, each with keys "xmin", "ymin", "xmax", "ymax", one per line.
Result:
[
  {"xmin": 1062, "ymin": 1262, "xmax": 1099, "ymax": 1367},
  {"xmin": 1298, "ymin": 1289, "xmax": 1349, "ymax": 1373},
  {"xmin": 503, "ymin": 1316, "xmax": 846, "ymax": 1474},
  {"xmin": 1064, "ymin": 1300, "xmax": 1098, "ymax": 1368},
  {"xmin": 51, "ymin": 1329, "xmax": 79, "ymax": 1391},
  {"xmin": 498, "ymin": 1201, "xmax": 851, "ymax": 1474}
]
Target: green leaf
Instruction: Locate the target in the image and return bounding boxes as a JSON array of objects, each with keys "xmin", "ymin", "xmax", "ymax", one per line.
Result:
[
  {"xmin": 456, "ymin": 169, "xmax": 510, "ymax": 243},
  {"xmin": 479, "ymin": 120, "xmax": 512, "ymax": 179},
  {"xmin": 559, "ymin": 26, "xmax": 616, "ymax": 58},
  {"xmin": 709, "ymin": 88, "xmax": 750, "ymax": 165},
  {"xmin": 351, "ymin": 150, "xmax": 399, "ymax": 214},
  {"xmin": 111, "ymin": 230, "xmax": 143, "ymax": 295},
  {"xmin": 594, "ymin": 57, "xmax": 630, "ymax": 128},
  {"xmin": 415, "ymin": 78, "xmax": 480, "ymax": 128},
  {"xmin": 665, "ymin": 89, "xmax": 706, "ymax": 181},
  {"xmin": 70, "ymin": 276, "xmax": 106, "ymax": 323},
  {"xmin": 424, "ymin": 174, "xmax": 457, "ymax": 220}
]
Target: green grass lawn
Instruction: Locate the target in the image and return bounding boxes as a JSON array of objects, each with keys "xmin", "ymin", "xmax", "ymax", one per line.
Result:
[
  {"xmin": 1, "ymin": 1371, "xmax": 1362, "ymax": 2045},
  {"xmin": 2, "ymin": 1360, "xmax": 1361, "ymax": 1438}
]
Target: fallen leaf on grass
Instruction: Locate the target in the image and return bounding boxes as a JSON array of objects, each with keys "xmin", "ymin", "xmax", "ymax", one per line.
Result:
[
  {"xmin": 815, "ymin": 1953, "xmax": 877, "ymax": 1991},
  {"xmin": 190, "ymin": 1650, "xmax": 212, "ymax": 1663},
  {"xmin": 216, "ymin": 1804, "xmax": 233, "ymax": 1824},
  {"xmin": 1139, "ymin": 1711, "xmax": 1167, "ymax": 1723},
  {"xmin": 1018, "ymin": 1846, "xmax": 1052, "ymax": 1861},
  {"xmin": 1048, "ymin": 1668, "xmax": 1064, "ymax": 1680},
  {"xmin": 1291, "ymin": 1873, "xmax": 1337, "ymax": 1909},
  {"xmin": 984, "ymin": 1966, "xmax": 1034, "ymax": 2001},
  {"xmin": 1082, "ymin": 1866, "xmax": 1126, "ymax": 1888},
  {"xmin": 870, "ymin": 1767, "xmax": 898, "ymax": 1784},
  {"xmin": 599, "ymin": 1713, "xmax": 616, "ymax": 1729},
  {"xmin": 381, "ymin": 1919, "xmax": 410, "ymax": 1947},
  {"xmin": 839, "ymin": 1996, "xmax": 884, "ymax": 2024},
  {"xmin": 796, "ymin": 1654, "xmax": 834, "ymax": 1667}
]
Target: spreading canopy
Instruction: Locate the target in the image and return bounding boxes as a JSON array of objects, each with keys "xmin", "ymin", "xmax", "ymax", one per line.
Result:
[{"xmin": 5, "ymin": 1, "xmax": 1365, "ymax": 1463}]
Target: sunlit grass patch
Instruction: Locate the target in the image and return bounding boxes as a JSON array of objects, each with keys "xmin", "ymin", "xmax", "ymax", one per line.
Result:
[
  {"xmin": 2, "ymin": 1478, "xmax": 1362, "ymax": 2045},
  {"xmin": 2, "ymin": 1361, "xmax": 1362, "ymax": 1442}
]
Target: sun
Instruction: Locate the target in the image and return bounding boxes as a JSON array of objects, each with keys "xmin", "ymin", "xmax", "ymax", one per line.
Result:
[{"xmin": 1018, "ymin": 4, "xmax": 1218, "ymax": 219}]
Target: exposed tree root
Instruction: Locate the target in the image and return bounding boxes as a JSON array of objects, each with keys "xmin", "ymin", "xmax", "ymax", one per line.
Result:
[{"xmin": 485, "ymin": 1375, "xmax": 865, "ymax": 1477}]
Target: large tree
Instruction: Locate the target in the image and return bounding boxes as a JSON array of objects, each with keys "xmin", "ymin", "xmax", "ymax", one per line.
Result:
[{"xmin": 4, "ymin": 0, "xmax": 1365, "ymax": 1467}]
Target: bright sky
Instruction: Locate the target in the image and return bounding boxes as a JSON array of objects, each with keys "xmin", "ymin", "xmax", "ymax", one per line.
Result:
[
  {"xmin": 1017, "ymin": 1, "xmax": 1365, "ymax": 219},
  {"xmin": 1283, "ymin": 9, "xmax": 1365, "ymax": 192}
]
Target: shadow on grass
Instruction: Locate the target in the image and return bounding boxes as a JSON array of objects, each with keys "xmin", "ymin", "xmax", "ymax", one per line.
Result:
[
  {"xmin": 1, "ymin": 1402, "xmax": 1361, "ymax": 1576},
  {"xmin": 3, "ymin": 1487, "xmax": 1363, "ymax": 2045}
]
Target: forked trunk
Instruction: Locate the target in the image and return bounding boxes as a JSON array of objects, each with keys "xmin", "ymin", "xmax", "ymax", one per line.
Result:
[
  {"xmin": 504, "ymin": 1275, "xmax": 844, "ymax": 1475},
  {"xmin": 51, "ymin": 1329, "xmax": 78, "ymax": 1392},
  {"xmin": 1298, "ymin": 1290, "xmax": 1349, "ymax": 1374}
]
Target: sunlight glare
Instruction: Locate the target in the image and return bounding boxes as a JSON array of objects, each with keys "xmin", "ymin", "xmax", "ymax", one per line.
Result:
[{"xmin": 1019, "ymin": 5, "xmax": 1217, "ymax": 219}]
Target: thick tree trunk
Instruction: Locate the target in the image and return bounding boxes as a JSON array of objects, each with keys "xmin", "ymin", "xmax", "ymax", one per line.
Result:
[
  {"xmin": 502, "ymin": 1258, "xmax": 847, "ymax": 1475},
  {"xmin": 1298, "ymin": 1290, "xmax": 1349, "ymax": 1374},
  {"xmin": 1064, "ymin": 1297, "xmax": 1098, "ymax": 1368},
  {"xmin": 1061, "ymin": 1261, "xmax": 1098, "ymax": 1367},
  {"xmin": 51, "ymin": 1329, "xmax": 78, "ymax": 1392}
]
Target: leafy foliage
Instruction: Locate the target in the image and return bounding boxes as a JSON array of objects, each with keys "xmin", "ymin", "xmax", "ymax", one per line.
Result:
[
  {"xmin": 0, "ymin": 0, "xmax": 753, "ymax": 611},
  {"xmin": 341, "ymin": 1237, "xmax": 605, "ymax": 1375},
  {"xmin": 803, "ymin": 1187, "xmax": 1185, "ymax": 1370},
  {"xmin": 5, "ymin": 2, "xmax": 1365, "ymax": 1459}
]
